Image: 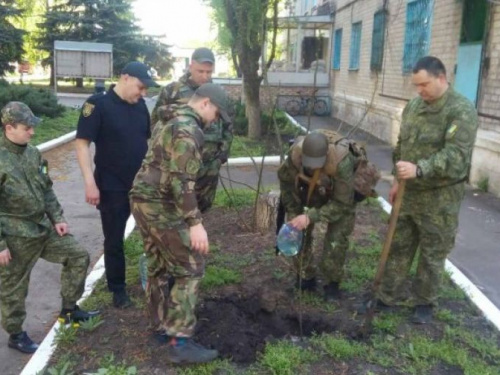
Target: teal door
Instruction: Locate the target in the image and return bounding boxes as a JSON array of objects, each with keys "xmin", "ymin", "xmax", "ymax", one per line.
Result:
[{"xmin": 455, "ymin": 43, "xmax": 482, "ymax": 106}]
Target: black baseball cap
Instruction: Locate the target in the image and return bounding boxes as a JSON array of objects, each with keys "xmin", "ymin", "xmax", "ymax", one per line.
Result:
[
  {"xmin": 195, "ymin": 83, "xmax": 230, "ymax": 123},
  {"xmin": 191, "ymin": 48, "xmax": 215, "ymax": 64},
  {"xmin": 121, "ymin": 61, "xmax": 159, "ymax": 87}
]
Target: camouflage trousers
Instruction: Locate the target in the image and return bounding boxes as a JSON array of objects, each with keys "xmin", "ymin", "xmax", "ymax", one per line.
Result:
[
  {"xmin": 0, "ymin": 231, "xmax": 89, "ymax": 334},
  {"xmin": 130, "ymin": 200, "xmax": 205, "ymax": 338},
  {"xmin": 294, "ymin": 212, "xmax": 356, "ymax": 284},
  {"xmin": 377, "ymin": 185, "xmax": 463, "ymax": 306},
  {"xmin": 196, "ymin": 158, "xmax": 222, "ymax": 213}
]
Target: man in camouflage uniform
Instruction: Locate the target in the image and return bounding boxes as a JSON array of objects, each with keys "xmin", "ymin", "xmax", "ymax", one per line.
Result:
[
  {"xmin": 130, "ymin": 83, "xmax": 230, "ymax": 364},
  {"xmin": 151, "ymin": 47, "xmax": 233, "ymax": 213},
  {"xmin": 0, "ymin": 102, "xmax": 99, "ymax": 354},
  {"xmin": 278, "ymin": 130, "xmax": 378, "ymax": 302},
  {"xmin": 373, "ymin": 56, "xmax": 478, "ymax": 324}
]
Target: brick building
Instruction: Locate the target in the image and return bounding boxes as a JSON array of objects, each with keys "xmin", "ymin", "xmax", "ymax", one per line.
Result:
[{"xmin": 293, "ymin": 0, "xmax": 500, "ymax": 195}]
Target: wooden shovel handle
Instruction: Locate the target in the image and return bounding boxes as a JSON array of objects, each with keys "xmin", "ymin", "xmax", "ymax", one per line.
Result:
[{"xmin": 373, "ymin": 179, "xmax": 406, "ymax": 291}]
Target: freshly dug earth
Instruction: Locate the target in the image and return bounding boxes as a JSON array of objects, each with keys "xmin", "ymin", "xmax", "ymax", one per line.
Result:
[{"xmin": 48, "ymin": 202, "xmax": 500, "ymax": 374}]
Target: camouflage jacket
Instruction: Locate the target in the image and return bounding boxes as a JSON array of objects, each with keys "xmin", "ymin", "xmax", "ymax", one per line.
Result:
[
  {"xmin": 395, "ymin": 88, "xmax": 479, "ymax": 191},
  {"xmin": 0, "ymin": 134, "xmax": 64, "ymax": 249},
  {"xmin": 277, "ymin": 142, "xmax": 356, "ymax": 224},
  {"xmin": 151, "ymin": 72, "xmax": 233, "ymax": 164},
  {"xmin": 130, "ymin": 106, "xmax": 205, "ymax": 227}
]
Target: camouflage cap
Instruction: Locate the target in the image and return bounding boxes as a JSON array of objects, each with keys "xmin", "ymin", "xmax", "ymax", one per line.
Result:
[
  {"xmin": 1, "ymin": 102, "xmax": 41, "ymax": 127},
  {"xmin": 195, "ymin": 83, "xmax": 230, "ymax": 122},
  {"xmin": 192, "ymin": 47, "xmax": 215, "ymax": 64}
]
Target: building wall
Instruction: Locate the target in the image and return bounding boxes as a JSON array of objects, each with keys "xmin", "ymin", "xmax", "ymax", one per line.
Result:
[{"xmin": 329, "ymin": 0, "xmax": 500, "ymax": 196}]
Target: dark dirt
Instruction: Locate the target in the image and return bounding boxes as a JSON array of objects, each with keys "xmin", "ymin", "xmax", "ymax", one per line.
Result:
[{"xmin": 49, "ymin": 202, "xmax": 500, "ymax": 374}]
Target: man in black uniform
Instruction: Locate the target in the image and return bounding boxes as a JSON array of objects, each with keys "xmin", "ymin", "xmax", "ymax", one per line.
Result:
[{"xmin": 75, "ymin": 61, "xmax": 158, "ymax": 308}]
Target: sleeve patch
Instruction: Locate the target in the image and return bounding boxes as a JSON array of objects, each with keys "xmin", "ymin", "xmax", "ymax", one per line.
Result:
[
  {"xmin": 82, "ymin": 102, "xmax": 95, "ymax": 117},
  {"xmin": 447, "ymin": 123, "xmax": 458, "ymax": 137}
]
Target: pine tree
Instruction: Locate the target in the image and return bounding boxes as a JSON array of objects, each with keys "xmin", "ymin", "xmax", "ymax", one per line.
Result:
[{"xmin": 0, "ymin": 0, "xmax": 25, "ymax": 76}]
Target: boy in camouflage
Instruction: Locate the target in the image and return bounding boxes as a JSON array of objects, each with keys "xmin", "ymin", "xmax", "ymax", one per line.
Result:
[
  {"xmin": 0, "ymin": 102, "xmax": 99, "ymax": 354},
  {"xmin": 130, "ymin": 83, "xmax": 230, "ymax": 364},
  {"xmin": 368, "ymin": 56, "xmax": 479, "ymax": 324}
]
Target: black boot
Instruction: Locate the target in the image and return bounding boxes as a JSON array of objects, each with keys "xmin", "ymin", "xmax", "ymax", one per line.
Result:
[
  {"xmin": 113, "ymin": 290, "xmax": 133, "ymax": 309},
  {"xmin": 59, "ymin": 305, "xmax": 100, "ymax": 325},
  {"xmin": 295, "ymin": 277, "xmax": 316, "ymax": 292},
  {"xmin": 166, "ymin": 337, "xmax": 219, "ymax": 364},
  {"xmin": 324, "ymin": 282, "xmax": 341, "ymax": 302},
  {"xmin": 411, "ymin": 305, "xmax": 433, "ymax": 324},
  {"xmin": 8, "ymin": 331, "xmax": 39, "ymax": 354}
]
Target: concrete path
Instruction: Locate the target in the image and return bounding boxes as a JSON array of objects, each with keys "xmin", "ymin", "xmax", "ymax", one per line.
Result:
[{"xmin": 294, "ymin": 115, "xmax": 500, "ymax": 311}]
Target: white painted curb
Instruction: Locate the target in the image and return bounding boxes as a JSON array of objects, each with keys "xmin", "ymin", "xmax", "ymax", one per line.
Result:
[{"xmin": 37, "ymin": 131, "xmax": 76, "ymax": 153}]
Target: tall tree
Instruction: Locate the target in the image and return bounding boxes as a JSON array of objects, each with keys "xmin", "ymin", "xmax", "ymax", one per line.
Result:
[
  {"xmin": 38, "ymin": 0, "xmax": 172, "ymax": 84},
  {"xmin": 13, "ymin": 0, "xmax": 46, "ymax": 67},
  {"xmin": 208, "ymin": 0, "xmax": 279, "ymax": 139},
  {"xmin": 0, "ymin": 0, "xmax": 25, "ymax": 76}
]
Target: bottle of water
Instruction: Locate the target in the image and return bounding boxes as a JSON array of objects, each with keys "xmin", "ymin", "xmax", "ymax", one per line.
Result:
[
  {"xmin": 139, "ymin": 253, "xmax": 148, "ymax": 291},
  {"xmin": 276, "ymin": 223, "xmax": 303, "ymax": 257}
]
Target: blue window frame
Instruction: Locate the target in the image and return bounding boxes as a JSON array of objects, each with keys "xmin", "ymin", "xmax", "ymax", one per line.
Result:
[
  {"xmin": 371, "ymin": 10, "xmax": 386, "ymax": 71},
  {"xmin": 332, "ymin": 28, "xmax": 342, "ymax": 70},
  {"xmin": 349, "ymin": 22, "xmax": 362, "ymax": 70},
  {"xmin": 403, "ymin": 0, "xmax": 433, "ymax": 73}
]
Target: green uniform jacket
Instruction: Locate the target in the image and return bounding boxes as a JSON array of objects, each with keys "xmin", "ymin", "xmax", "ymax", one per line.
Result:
[
  {"xmin": 0, "ymin": 134, "xmax": 64, "ymax": 250},
  {"xmin": 130, "ymin": 106, "xmax": 205, "ymax": 228},
  {"xmin": 151, "ymin": 72, "xmax": 233, "ymax": 164},
  {"xmin": 278, "ymin": 142, "xmax": 356, "ymax": 224},
  {"xmin": 394, "ymin": 88, "xmax": 478, "ymax": 190}
]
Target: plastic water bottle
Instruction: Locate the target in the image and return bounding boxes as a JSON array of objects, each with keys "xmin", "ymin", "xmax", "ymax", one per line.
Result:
[
  {"xmin": 139, "ymin": 253, "xmax": 148, "ymax": 291},
  {"xmin": 276, "ymin": 223, "xmax": 303, "ymax": 257}
]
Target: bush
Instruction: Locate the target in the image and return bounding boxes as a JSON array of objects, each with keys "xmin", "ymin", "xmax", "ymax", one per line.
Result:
[{"xmin": 0, "ymin": 80, "xmax": 65, "ymax": 118}]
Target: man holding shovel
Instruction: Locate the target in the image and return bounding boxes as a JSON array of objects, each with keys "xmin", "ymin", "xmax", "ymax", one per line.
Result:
[{"xmin": 365, "ymin": 56, "xmax": 478, "ymax": 324}]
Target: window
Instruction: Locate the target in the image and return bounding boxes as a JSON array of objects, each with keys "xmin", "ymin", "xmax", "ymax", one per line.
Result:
[
  {"xmin": 332, "ymin": 28, "xmax": 342, "ymax": 70},
  {"xmin": 349, "ymin": 22, "xmax": 362, "ymax": 70},
  {"xmin": 403, "ymin": 0, "xmax": 433, "ymax": 73},
  {"xmin": 371, "ymin": 10, "xmax": 386, "ymax": 71}
]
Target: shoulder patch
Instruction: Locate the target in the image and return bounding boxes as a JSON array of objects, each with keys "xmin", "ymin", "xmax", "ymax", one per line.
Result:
[{"xmin": 82, "ymin": 102, "xmax": 95, "ymax": 117}]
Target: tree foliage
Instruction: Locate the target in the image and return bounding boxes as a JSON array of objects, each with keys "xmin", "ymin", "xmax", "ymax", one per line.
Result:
[
  {"xmin": 37, "ymin": 0, "xmax": 172, "ymax": 80},
  {"xmin": 208, "ymin": 0, "xmax": 279, "ymax": 138},
  {"xmin": 12, "ymin": 0, "xmax": 46, "ymax": 66},
  {"xmin": 0, "ymin": 0, "xmax": 25, "ymax": 76}
]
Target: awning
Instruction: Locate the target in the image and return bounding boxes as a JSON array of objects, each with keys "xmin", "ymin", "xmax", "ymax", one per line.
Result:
[{"xmin": 277, "ymin": 15, "xmax": 332, "ymax": 30}]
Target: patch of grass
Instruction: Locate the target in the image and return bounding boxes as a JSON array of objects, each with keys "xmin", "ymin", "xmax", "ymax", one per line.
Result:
[
  {"xmin": 258, "ymin": 340, "xmax": 318, "ymax": 375},
  {"xmin": 477, "ymin": 176, "xmax": 489, "ymax": 193},
  {"xmin": 32, "ymin": 110, "xmax": 80, "ymax": 146},
  {"xmin": 294, "ymin": 290, "xmax": 337, "ymax": 313},
  {"xmin": 372, "ymin": 312, "xmax": 405, "ymax": 334},
  {"xmin": 201, "ymin": 265, "xmax": 242, "ymax": 290},
  {"xmin": 230, "ymin": 136, "xmax": 266, "ymax": 157},
  {"xmin": 91, "ymin": 353, "xmax": 137, "ymax": 374},
  {"xmin": 310, "ymin": 333, "xmax": 368, "ymax": 360},
  {"xmin": 213, "ymin": 188, "xmax": 257, "ymax": 208},
  {"xmin": 53, "ymin": 324, "xmax": 78, "ymax": 348},
  {"xmin": 435, "ymin": 309, "xmax": 459, "ymax": 324},
  {"xmin": 79, "ymin": 316, "xmax": 105, "ymax": 332},
  {"xmin": 44, "ymin": 353, "xmax": 76, "ymax": 375},
  {"xmin": 177, "ymin": 359, "xmax": 237, "ymax": 375}
]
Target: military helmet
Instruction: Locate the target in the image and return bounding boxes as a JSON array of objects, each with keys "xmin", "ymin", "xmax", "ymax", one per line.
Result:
[{"xmin": 302, "ymin": 132, "xmax": 329, "ymax": 169}]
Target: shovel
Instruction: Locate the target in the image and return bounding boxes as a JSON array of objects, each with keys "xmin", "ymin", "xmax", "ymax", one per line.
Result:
[{"xmin": 359, "ymin": 179, "xmax": 406, "ymax": 337}]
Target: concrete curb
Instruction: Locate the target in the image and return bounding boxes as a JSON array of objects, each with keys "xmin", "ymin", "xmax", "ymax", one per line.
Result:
[{"xmin": 37, "ymin": 131, "xmax": 76, "ymax": 153}]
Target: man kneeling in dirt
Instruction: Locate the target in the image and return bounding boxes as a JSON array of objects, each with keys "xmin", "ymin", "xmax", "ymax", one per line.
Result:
[
  {"xmin": 277, "ymin": 130, "xmax": 379, "ymax": 301},
  {"xmin": 130, "ymin": 83, "xmax": 230, "ymax": 364},
  {"xmin": 0, "ymin": 102, "xmax": 99, "ymax": 354}
]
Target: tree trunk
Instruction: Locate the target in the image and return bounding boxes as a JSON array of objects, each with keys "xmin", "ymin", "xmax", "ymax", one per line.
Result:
[
  {"xmin": 76, "ymin": 78, "xmax": 83, "ymax": 88},
  {"xmin": 243, "ymin": 72, "xmax": 262, "ymax": 139},
  {"xmin": 255, "ymin": 190, "xmax": 280, "ymax": 233}
]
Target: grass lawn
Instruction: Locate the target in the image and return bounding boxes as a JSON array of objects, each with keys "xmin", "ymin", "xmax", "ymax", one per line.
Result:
[{"xmin": 31, "ymin": 109, "xmax": 80, "ymax": 146}]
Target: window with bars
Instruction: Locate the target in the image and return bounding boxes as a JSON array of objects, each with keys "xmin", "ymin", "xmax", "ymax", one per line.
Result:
[
  {"xmin": 349, "ymin": 22, "xmax": 362, "ymax": 70},
  {"xmin": 403, "ymin": 0, "xmax": 433, "ymax": 74},
  {"xmin": 371, "ymin": 10, "xmax": 386, "ymax": 71},
  {"xmin": 332, "ymin": 28, "xmax": 342, "ymax": 70}
]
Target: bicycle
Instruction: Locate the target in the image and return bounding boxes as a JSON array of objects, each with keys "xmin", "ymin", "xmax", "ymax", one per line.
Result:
[{"xmin": 284, "ymin": 90, "xmax": 329, "ymax": 116}]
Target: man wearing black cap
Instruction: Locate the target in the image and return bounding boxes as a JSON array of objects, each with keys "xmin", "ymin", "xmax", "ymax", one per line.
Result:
[
  {"xmin": 130, "ymin": 83, "xmax": 230, "ymax": 364},
  {"xmin": 75, "ymin": 61, "xmax": 159, "ymax": 308},
  {"xmin": 151, "ymin": 47, "xmax": 233, "ymax": 214},
  {"xmin": 0, "ymin": 102, "xmax": 99, "ymax": 354}
]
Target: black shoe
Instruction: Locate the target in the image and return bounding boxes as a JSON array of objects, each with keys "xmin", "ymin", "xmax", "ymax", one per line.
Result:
[
  {"xmin": 113, "ymin": 290, "xmax": 133, "ymax": 309},
  {"xmin": 59, "ymin": 305, "xmax": 101, "ymax": 325},
  {"xmin": 295, "ymin": 277, "xmax": 317, "ymax": 292},
  {"xmin": 166, "ymin": 338, "xmax": 219, "ymax": 364},
  {"xmin": 324, "ymin": 282, "xmax": 341, "ymax": 302},
  {"xmin": 152, "ymin": 331, "xmax": 169, "ymax": 344},
  {"xmin": 357, "ymin": 298, "xmax": 392, "ymax": 314},
  {"xmin": 8, "ymin": 331, "xmax": 38, "ymax": 354},
  {"xmin": 411, "ymin": 305, "xmax": 433, "ymax": 324}
]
